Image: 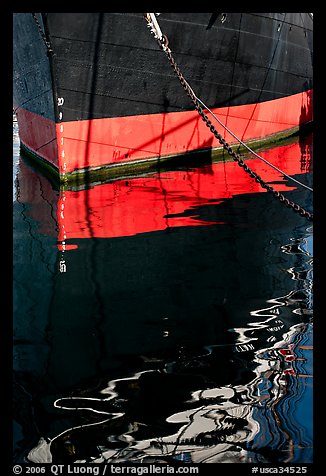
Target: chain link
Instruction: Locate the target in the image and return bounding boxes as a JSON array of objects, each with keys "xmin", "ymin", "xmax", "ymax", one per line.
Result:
[
  {"xmin": 146, "ymin": 18, "xmax": 313, "ymax": 222},
  {"xmin": 31, "ymin": 13, "xmax": 53, "ymax": 56}
]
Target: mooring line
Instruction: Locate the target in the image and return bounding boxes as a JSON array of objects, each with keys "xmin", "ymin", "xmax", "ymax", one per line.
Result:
[
  {"xmin": 144, "ymin": 13, "xmax": 313, "ymax": 222},
  {"xmin": 195, "ymin": 96, "xmax": 313, "ymax": 193}
]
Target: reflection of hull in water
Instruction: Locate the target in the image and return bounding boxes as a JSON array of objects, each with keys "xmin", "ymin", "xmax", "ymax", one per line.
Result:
[
  {"xmin": 14, "ymin": 135, "xmax": 313, "ymax": 385},
  {"xmin": 56, "ymin": 136, "xmax": 312, "ymax": 244},
  {"xmin": 13, "ymin": 135, "xmax": 313, "ymax": 463}
]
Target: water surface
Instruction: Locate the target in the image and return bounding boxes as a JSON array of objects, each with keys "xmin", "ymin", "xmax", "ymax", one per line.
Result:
[{"xmin": 13, "ymin": 123, "xmax": 313, "ymax": 464}]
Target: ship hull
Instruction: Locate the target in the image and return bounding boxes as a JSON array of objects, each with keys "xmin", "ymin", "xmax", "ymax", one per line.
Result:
[{"xmin": 13, "ymin": 13, "xmax": 313, "ymax": 182}]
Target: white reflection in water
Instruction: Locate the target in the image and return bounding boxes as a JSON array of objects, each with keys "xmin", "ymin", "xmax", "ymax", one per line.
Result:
[{"xmin": 27, "ymin": 228, "xmax": 313, "ymax": 464}]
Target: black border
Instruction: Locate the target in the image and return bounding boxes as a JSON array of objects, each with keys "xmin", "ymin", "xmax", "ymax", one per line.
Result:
[{"xmin": 7, "ymin": 5, "xmax": 322, "ymax": 475}]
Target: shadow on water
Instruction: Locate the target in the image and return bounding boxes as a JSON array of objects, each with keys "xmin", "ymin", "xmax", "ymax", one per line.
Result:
[{"xmin": 13, "ymin": 126, "xmax": 313, "ymax": 464}]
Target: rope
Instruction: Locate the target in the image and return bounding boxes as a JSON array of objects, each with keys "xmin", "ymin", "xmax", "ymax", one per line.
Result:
[
  {"xmin": 195, "ymin": 97, "xmax": 313, "ymax": 192},
  {"xmin": 144, "ymin": 13, "xmax": 313, "ymax": 222}
]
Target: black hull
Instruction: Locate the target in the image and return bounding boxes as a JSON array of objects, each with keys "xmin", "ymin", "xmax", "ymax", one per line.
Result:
[{"xmin": 13, "ymin": 13, "xmax": 313, "ymax": 123}]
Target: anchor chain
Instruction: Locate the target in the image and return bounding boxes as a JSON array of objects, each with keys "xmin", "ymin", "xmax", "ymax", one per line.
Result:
[
  {"xmin": 31, "ymin": 13, "xmax": 53, "ymax": 56},
  {"xmin": 144, "ymin": 14, "xmax": 313, "ymax": 222}
]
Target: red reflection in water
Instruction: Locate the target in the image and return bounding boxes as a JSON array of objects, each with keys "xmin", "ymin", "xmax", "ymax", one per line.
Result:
[
  {"xmin": 56, "ymin": 138, "xmax": 312, "ymax": 246},
  {"xmin": 15, "ymin": 160, "xmax": 59, "ymax": 238},
  {"xmin": 57, "ymin": 244, "xmax": 78, "ymax": 251}
]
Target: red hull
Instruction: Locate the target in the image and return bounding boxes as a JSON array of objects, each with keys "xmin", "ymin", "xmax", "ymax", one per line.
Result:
[{"xmin": 16, "ymin": 90, "xmax": 313, "ymax": 177}]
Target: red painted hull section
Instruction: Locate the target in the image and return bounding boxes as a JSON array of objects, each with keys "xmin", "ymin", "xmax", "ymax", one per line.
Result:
[{"xmin": 17, "ymin": 90, "xmax": 312, "ymax": 175}]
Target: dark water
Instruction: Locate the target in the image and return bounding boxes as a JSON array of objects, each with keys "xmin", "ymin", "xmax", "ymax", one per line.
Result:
[{"xmin": 13, "ymin": 121, "xmax": 313, "ymax": 465}]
